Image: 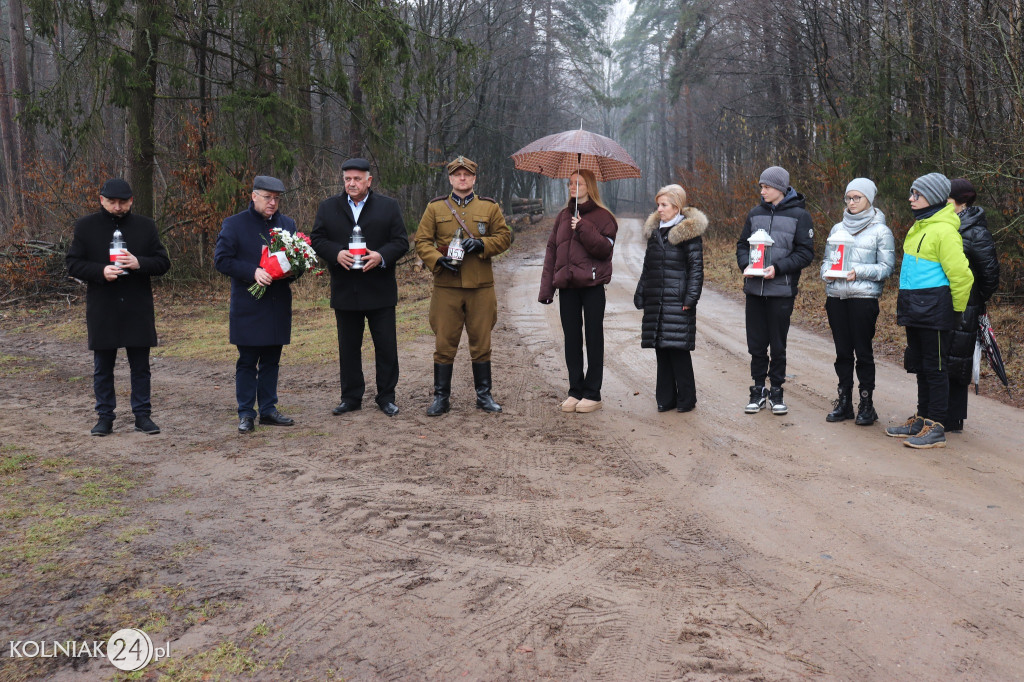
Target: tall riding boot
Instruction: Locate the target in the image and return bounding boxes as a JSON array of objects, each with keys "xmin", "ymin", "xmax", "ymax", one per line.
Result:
[
  {"xmin": 472, "ymin": 362, "xmax": 502, "ymax": 413},
  {"xmin": 855, "ymin": 388, "xmax": 878, "ymax": 426},
  {"xmin": 426, "ymin": 363, "xmax": 453, "ymax": 416},
  {"xmin": 826, "ymin": 386, "xmax": 854, "ymax": 422}
]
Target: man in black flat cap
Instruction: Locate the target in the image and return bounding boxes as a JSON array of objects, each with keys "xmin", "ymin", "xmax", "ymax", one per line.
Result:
[
  {"xmin": 66, "ymin": 178, "xmax": 171, "ymax": 436},
  {"xmin": 311, "ymin": 158, "xmax": 410, "ymax": 416},
  {"xmin": 214, "ymin": 175, "xmax": 300, "ymax": 433}
]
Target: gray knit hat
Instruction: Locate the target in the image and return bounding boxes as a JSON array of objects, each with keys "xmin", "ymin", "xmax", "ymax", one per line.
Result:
[
  {"xmin": 910, "ymin": 173, "xmax": 950, "ymax": 206},
  {"xmin": 759, "ymin": 166, "xmax": 790, "ymax": 193},
  {"xmin": 845, "ymin": 178, "xmax": 877, "ymax": 205}
]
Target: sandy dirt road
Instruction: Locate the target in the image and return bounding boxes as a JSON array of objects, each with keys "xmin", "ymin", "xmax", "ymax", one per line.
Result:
[{"xmin": 2, "ymin": 218, "xmax": 1022, "ymax": 681}]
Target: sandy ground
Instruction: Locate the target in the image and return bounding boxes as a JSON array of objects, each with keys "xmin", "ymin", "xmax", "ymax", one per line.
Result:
[{"xmin": 2, "ymin": 218, "xmax": 1023, "ymax": 681}]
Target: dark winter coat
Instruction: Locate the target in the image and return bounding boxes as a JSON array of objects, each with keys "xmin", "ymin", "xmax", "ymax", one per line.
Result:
[
  {"xmin": 633, "ymin": 208, "xmax": 707, "ymax": 351},
  {"xmin": 947, "ymin": 206, "xmax": 1001, "ymax": 382},
  {"xmin": 311, "ymin": 190, "xmax": 410, "ymax": 311},
  {"xmin": 214, "ymin": 203, "xmax": 297, "ymax": 347},
  {"xmin": 538, "ymin": 199, "xmax": 618, "ymax": 303},
  {"xmin": 65, "ymin": 208, "xmax": 170, "ymax": 350},
  {"xmin": 735, "ymin": 188, "xmax": 815, "ymax": 297}
]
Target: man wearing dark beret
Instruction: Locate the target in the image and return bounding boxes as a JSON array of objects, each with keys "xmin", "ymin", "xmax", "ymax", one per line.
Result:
[
  {"xmin": 66, "ymin": 178, "xmax": 171, "ymax": 436},
  {"xmin": 414, "ymin": 156, "xmax": 512, "ymax": 415},
  {"xmin": 311, "ymin": 158, "xmax": 410, "ymax": 417},
  {"xmin": 214, "ymin": 175, "xmax": 299, "ymax": 433}
]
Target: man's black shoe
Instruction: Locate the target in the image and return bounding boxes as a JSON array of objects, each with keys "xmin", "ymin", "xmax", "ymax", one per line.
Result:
[
  {"xmin": 259, "ymin": 409, "xmax": 294, "ymax": 426},
  {"xmin": 238, "ymin": 416, "xmax": 255, "ymax": 433},
  {"xmin": 657, "ymin": 403, "xmax": 676, "ymax": 412},
  {"xmin": 378, "ymin": 402, "xmax": 399, "ymax": 417},
  {"xmin": 134, "ymin": 415, "xmax": 161, "ymax": 434},
  {"xmin": 331, "ymin": 400, "xmax": 361, "ymax": 415},
  {"xmin": 90, "ymin": 419, "xmax": 113, "ymax": 437}
]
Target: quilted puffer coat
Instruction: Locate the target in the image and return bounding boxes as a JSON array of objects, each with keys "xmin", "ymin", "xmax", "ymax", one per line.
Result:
[
  {"xmin": 946, "ymin": 206, "xmax": 1001, "ymax": 382},
  {"xmin": 633, "ymin": 208, "xmax": 707, "ymax": 351}
]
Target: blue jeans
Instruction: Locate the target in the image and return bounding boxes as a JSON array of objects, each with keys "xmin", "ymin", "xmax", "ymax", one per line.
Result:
[
  {"xmin": 93, "ymin": 347, "xmax": 151, "ymax": 420},
  {"xmin": 236, "ymin": 345, "xmax": 282, "ymax": 418}
]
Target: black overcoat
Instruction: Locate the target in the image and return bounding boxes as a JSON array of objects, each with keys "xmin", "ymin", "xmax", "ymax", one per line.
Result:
[
  {"xmin": 311, "ymin": 190, "xmax": 410, "ymax": 311},
  {"xmin": 214, "ymin": 204, "xmax": 297, "ymax": 347},
  {"xmin": 65, "ymin": 208, "xmax": 171, "ymax": 350},
  {"xmin": 634, "ymin": 208, "xmax": 707, "ymax": 351}
]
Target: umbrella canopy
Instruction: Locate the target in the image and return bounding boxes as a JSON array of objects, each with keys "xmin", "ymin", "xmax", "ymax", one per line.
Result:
[
  {"xmin": 978, "ymin": 312, "xmax": 1010, "ymax": 393},
  {"xmin": 511, "ymin": 129, "xmax": 641, "ymax": 181}
]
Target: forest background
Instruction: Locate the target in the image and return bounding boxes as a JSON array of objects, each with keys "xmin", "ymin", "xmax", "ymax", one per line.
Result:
[{"xmin": 1, "ymin": 0, "xmax": 1022, "ymax": 302}]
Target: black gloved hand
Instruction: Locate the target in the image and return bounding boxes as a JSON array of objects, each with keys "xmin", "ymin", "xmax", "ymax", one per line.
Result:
[
  {"xmin": 438, "ymin": 256, "xmax": 460, "ymax": 273},
  {"xmin": 462, "ymin": 237, "xmax": 484, "ymax": 254},
  {"xmin": 952, "ymin": 311, "xmax": 964, "ymax": 330}
]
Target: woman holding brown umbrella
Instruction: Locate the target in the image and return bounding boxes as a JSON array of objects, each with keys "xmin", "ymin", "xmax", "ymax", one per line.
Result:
[{"xmin": 539, "ymin": 169, "xmax": 618, "ymax": 413}]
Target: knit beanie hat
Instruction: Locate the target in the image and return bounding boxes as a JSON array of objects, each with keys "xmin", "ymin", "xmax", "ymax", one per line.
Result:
[
  {"xmin": 758, "ymin": 166, "xmax": 790, "ymax": 193},
  {"xmin": 910, "ymin": 172, "xmax": 950, "ymax": 206},
  {"xmin": 949, "ymin": 178, "xmax": 977, "ymax": 206},
  {"xmin": 845, "ymin": 178, "xmax": 877, "ymax": 205}
]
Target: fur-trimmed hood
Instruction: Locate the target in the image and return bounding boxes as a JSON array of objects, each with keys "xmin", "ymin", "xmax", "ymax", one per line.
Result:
[{"xmin": 643, "ymin": 207, "xmax": 709, "ymax": 244}]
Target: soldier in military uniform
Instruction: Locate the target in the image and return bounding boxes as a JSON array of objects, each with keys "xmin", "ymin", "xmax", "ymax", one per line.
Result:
[{"xmin": 415, "ymin": 156, "xmax": 512, "ymax": 415}]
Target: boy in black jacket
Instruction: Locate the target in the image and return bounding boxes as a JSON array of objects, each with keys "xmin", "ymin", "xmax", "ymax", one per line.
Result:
[{"xmin": 735, "ymin": 166, "xmax": 815, "ymax": 415}]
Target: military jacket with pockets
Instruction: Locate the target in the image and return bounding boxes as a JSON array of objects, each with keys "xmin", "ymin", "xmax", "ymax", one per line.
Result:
[{"xmin": 414, "ymin": 193, "xmax": 512, "ymax": 289}]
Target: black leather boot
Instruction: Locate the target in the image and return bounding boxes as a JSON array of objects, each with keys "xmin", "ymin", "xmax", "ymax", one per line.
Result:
[
  {"xmin": 472, "ymin": 362, "xmax": 502, "ymax": 413},
  {"xmin": 855, "ymin": 388, "xmax": 878, "ymax": 425},
  {"xmin": 427, "ymin": 363, "xmax": 453, "ymax": 416},
  {"xmin": 826, "ymin": 386, "xmax": 854, "ymax": 422}
]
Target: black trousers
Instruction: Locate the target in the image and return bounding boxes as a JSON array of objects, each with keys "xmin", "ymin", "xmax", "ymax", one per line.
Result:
[
  {"xmin": 335, "ymin": 307, "xmax": 399, "ymax": 406},
  {"xmin": 93, "ymin": 346, "xmax": 151, "ymax": 420},
  {"xmin": 948, "ymin": 378, "xmax": 970, "ymax": 424},
  {"xmin": 905, "ymin": 326, "xmax": 951, "ymax": 424},
  {"xmin": 558, "ymin": 286, "xmax": 606, "ymax": 401},
  {"xmin": 655, "ymin": 348, "xmax": 695, "ymax": 409},
  {"xmin": 825, "ymin": 297, "xmax": 879, "ymax": 391},
  {"xmin": 235, "ymin": 345, "xmax": 282, "ymax": 419},
  {"xmin": 745, "ymin": 294, "xmax": 795, "ymax": 386}
]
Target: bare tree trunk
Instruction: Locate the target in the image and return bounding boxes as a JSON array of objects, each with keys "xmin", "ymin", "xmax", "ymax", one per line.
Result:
[
  {"xmin": 7, "ymin": 0, "xmax": 33, "ymax": 168},
  {"xmin": 0, "ymin": 56, "xmax": 18, "ymax": 228},
  {"xmin": 127, "ymin": 3, "xmax": 162, "ymax": 218}
]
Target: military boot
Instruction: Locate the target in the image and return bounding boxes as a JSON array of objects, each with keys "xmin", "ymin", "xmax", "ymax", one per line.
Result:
[
  {"xmin": 826, "ymin": 386, "xmax": 854, "ymax": 422},
  {"xmin": 472, "ymin": 362, "xmax": 502, "ymax": 413},
  {"xmin": 854, "ymin": 389, "xmax": 878, "ymax": 426},
  {"xmin": 426, "ymin": 363, "xmax": 453, "ymax": 416}
]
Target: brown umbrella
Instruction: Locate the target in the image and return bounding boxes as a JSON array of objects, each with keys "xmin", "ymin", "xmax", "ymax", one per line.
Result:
[{"xmin": 511, "ymin": 128, "xmax": 642, "ymax": 181}]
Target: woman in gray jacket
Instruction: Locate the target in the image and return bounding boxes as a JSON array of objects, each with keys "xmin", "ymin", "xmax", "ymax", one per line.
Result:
[{"xmin": 821, "ymin": 178, "xmax": 895, "ymax": 425}]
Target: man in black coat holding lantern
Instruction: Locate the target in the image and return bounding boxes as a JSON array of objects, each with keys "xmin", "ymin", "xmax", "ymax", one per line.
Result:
[
  {"xmin": 311, "ymin": 158, "xmax": 410, "ymax": 417},
  {"xmin": 66, "ymin": 178, "xmax": 171, "ymax": 436}
]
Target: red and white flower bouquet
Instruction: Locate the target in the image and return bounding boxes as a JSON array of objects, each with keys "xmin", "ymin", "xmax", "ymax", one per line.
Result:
[{"xmin": 249, "ymin": 228, "xmax": 323, "ymax": 298}]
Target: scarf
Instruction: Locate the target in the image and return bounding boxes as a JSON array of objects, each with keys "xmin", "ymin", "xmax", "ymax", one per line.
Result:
[
  {"xmin": 659, "ymin": 213, "xmax": 684, "ymax": 229},
  {"xmin": 842, "ymin": 206, "xmax": 878, "ymax": 234},
  {"xmin": 912, "ymin": 204, "xmax": 944, "ymax": 221}
]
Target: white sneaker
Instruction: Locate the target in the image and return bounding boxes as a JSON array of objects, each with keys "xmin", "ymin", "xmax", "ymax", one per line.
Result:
[
  {"xmin": 768, "ymin": 386, "xmax": 788, "ymax": 415},
  {"xmin": 744, "ymin": 386, "xmax": 767, "ymax": 413}
]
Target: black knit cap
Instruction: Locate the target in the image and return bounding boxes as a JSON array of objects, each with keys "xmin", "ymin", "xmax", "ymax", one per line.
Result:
[
  {"xmin": 949, "ymin": 178, "xmax": 977, "ymax": 206},
  {"xmin": 100, "ymin": 178, "xmax": 133, "ymax": 199}
]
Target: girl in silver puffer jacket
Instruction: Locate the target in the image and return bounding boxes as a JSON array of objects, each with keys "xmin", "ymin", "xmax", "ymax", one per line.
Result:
[{"xmin": 820, "ymin": 178, "xmax": 896, "ymax": 425}]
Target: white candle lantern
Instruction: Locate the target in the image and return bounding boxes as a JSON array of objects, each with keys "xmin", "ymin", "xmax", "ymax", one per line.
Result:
[
  {"xmin": 744, "ymin": 229, "xmax": 774, "ymax": 277},
  {"xmin": 824, "ymin": 227, "xmax": 855, "ymax": 278}
]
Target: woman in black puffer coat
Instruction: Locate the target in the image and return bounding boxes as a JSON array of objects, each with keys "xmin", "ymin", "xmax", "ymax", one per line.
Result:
[
  {"xmin": 946, "ymin": 178, "xmax": 1001, "ymax": 432},
  {"xmin": 634, "ymin": 184, "xmax": 707, "ymax": 412}
]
